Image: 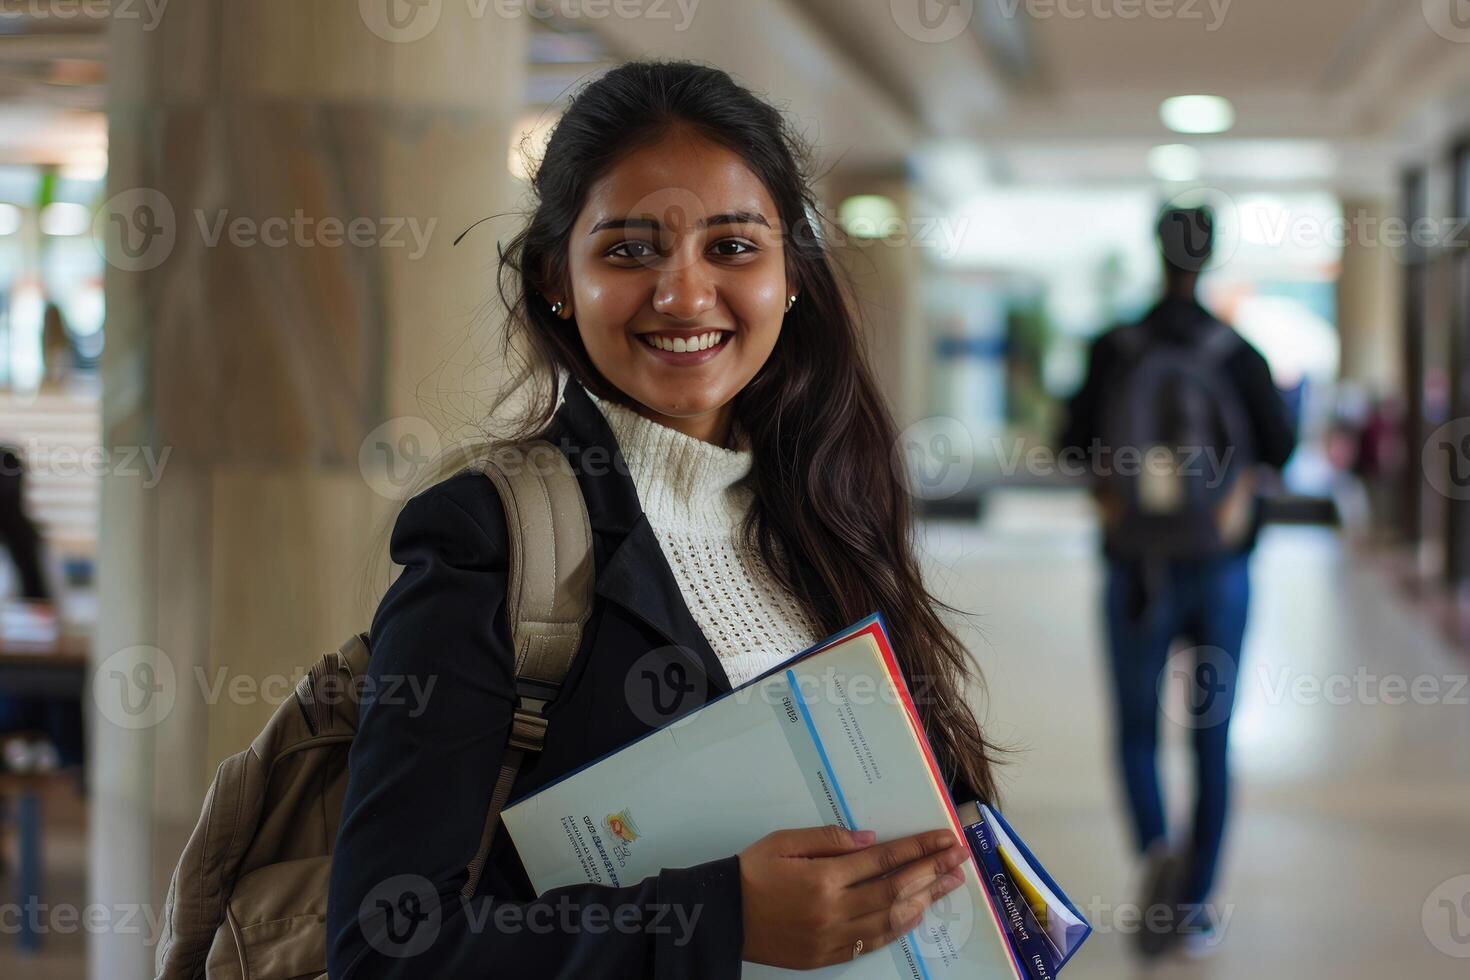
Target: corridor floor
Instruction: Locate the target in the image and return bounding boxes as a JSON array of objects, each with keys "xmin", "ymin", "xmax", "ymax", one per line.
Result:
[{"xmin": 923, "ymin": 490, "xmax": 1470, "ymax": 979}]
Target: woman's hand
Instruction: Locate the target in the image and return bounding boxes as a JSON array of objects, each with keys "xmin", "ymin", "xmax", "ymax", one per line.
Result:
[{"xmin": 737, "ymin": 824, "xmax": 971, "ymax": 970}]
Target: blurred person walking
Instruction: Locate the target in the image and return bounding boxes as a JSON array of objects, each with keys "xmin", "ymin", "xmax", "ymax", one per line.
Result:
[{"xmin": 1058, "ymin": 206, "xmax": 1296, "ymax": 959}]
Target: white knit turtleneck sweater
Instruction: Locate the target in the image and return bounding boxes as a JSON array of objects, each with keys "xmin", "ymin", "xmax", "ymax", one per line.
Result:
[{"xmin": 581, "ymin": 384, "xmax": 824, "ymax": 688}]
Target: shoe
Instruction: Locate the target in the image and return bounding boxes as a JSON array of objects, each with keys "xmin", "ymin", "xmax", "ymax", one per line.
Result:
[
  {"xmin": 1178, "ymin": 903, "xmax": 1224, "ymax": 959},
  {"xmin": 1133, "ymin": 842, "xmax": 1186, "ymax": 959}
]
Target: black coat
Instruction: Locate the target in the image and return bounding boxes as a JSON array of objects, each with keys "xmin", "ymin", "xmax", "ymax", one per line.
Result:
[{"xmin": 326, "ymin": 372, "xmax": 975, "ymax": 978}]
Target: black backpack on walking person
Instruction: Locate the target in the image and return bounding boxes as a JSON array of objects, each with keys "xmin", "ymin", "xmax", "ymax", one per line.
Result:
[
  {"xmin": 153, "ymin": 441, "xmax": 594, "ymax": 980},
  {"xmin": 1095, "ymin": 312, "xmax": 1257, "ymax": 560}
]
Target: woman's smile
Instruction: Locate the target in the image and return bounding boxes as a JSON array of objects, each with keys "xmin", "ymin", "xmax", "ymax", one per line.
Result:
[{"xmin": 634, "ymin": 327, "xmax": 735, "ymax": 365}]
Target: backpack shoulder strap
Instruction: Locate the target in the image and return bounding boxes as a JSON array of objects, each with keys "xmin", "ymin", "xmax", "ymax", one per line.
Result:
[{"xmin": 461, "ymin": 438, "xmax": 594, "ymax": 898}]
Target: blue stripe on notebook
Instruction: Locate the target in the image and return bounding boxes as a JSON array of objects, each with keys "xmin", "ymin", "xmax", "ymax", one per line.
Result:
[{"xmin": 784, "ymin": 667, "xmax": 934, "ymax": 980}]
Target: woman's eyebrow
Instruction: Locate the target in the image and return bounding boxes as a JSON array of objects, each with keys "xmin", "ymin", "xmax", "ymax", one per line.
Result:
[{"xmin": 587, "ymin": 211, "xmax": 770, "ymax": 235}]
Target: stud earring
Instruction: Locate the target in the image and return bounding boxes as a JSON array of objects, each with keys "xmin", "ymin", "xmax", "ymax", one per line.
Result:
[
  {"xmin": 550, "ymin": 300, "xmax": 564, "ymax": 316},
  {"xmin": 785, "ymin": 294, "xmax": 797, "ymax": 313}
]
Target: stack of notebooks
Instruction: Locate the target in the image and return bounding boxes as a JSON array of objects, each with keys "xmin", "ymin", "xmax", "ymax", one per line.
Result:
[{"xmin": 502, "ymin": 613, "xmax": 1091, "ymax": 978}]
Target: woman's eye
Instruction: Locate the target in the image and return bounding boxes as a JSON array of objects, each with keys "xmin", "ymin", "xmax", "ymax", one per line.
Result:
[
  {"xmin": 711, "ymin": 239, "xmax": 756, "ymax": 257},
  {"xmin": 607, "ymin": 241, "xmax": 657, "ymax": 260}
]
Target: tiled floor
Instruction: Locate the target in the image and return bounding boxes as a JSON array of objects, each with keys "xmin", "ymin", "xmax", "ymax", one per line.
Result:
[{"xmin": 923, "ymin": 490, "xmax": 1470, "ymax": 979}]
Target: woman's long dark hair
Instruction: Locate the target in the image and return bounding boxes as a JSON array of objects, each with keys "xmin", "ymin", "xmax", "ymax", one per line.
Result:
[{"xmin": 398, "ymin": 59, "xmax": 1002, "ymax": 803}]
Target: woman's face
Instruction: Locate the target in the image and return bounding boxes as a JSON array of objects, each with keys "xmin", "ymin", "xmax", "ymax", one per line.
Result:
[{"xmin": 559, "ymin": 127, "xmax": 793, "ymax": 445}]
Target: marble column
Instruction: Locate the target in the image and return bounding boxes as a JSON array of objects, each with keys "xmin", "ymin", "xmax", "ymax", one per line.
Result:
[
  {"xmin": 1336, "ymin": 196, "xmax": 1404, "ymax": 397},
  {"xmin": 822, "ymin": 171, "xmax": 929, "ymax": 430},
  {"xmin": 96, "ymin": 4, "xmax": 526, "ymax": 976}
]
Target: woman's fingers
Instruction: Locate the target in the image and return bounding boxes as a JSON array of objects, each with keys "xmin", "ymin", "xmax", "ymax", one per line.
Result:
[
  {"xmin": 837, "ymin": 868, "xmax": 968, "ymax": 963},
  {"xmin": 770, "ymin": 823, "xmax": 878, "ymax": 859},
  {"xmin": 842, "ymin": 836, "xmax": 971, "ymax": 916},
  {"xmin": 829, "ymin": 827, "xmax": 963, "ymax": 887}
]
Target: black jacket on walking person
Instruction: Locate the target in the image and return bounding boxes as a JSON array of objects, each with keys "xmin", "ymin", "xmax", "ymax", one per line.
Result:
[
  {"xmin": 325, "ymin": 372, "xmax": 979, "ymax": 978},
  {"xmin": 1058, "ymin": 296, "xmax": 1298, "ymax": 558}
]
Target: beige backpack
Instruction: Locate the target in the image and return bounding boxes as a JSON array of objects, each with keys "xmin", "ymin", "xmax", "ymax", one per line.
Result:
[{"xmin": 154, "ymin": 442, "xmax": 595, "ymax": 980}]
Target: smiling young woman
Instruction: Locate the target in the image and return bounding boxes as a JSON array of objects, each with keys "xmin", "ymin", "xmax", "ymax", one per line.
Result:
[{"xmin": 328, "ymin": 60, "xmax": 1003, "ymax": 978}]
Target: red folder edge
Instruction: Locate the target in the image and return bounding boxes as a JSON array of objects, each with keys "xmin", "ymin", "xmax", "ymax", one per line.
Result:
[{"xmin": 811, "ymin": 618, "xmax": 1025, "ymax": 980}]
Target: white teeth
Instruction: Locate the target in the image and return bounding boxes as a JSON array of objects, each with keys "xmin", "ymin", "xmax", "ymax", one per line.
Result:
[{"xmin": 643, "ymin": 332, "xmax": 725, "ymax": 353}]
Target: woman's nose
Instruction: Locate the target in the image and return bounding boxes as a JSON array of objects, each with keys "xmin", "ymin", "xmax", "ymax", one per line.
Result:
[{"xmin": 651, "ymin": 262, "xmax": 716, "ymax": 321}]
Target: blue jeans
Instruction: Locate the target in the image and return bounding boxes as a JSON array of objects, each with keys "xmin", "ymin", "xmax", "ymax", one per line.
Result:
[{"xmin": 1104, "ymin": 552, "xmax": 1250, "ymax": 907}]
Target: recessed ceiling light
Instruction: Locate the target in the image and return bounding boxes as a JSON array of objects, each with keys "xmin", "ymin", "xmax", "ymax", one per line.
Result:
[
  {"xmin": 1148, "ymin": 144, "xmax": 1203, "ymax": 182},
  {"xmin": 1160, "ymin": 95, "xmax": 1235, "ymax": 135},
  {"xmin": 838, "ymin": 195, "xmax": 901, "ymax": 239}
]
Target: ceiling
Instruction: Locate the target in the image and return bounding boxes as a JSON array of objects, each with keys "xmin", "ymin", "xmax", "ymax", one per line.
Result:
[{"xmin": 3, "ymin": 0, "xmax": 1470, "ymax": 195}]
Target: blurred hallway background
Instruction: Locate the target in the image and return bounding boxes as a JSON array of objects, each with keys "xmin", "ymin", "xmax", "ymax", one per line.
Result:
[{"xmin": 0, "ymin": 1, "xmax": 1467, "ymax": 977}]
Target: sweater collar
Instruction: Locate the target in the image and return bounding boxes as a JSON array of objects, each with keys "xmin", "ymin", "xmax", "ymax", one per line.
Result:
[{"xmin": 582, "ymin": 387, "xmax": 754, "ymax": 534}]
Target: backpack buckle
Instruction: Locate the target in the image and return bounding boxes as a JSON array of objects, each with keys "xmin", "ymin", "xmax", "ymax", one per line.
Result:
[{"xmin": 509, "ymin": 678, "xmax": 560, "ymax": 752}]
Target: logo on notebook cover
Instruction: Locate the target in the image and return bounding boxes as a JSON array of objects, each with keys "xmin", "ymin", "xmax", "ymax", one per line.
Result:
[
  {"xmin": 604, "ymin": 809, "xmax": 641, "ymax": 868},
  {"xmin": 605, "ymin": 808, "xmax": 641, "ymax": 845}
]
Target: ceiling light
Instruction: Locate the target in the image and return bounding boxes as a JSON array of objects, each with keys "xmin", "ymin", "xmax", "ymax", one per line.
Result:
[
  {"xmin": 1148, "ymin": 144, "xmax": 1203, "ymax": 183},
  {"xmin": 1160, "ymin": 95, "xmax": 1235, "ymax": 135}
]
